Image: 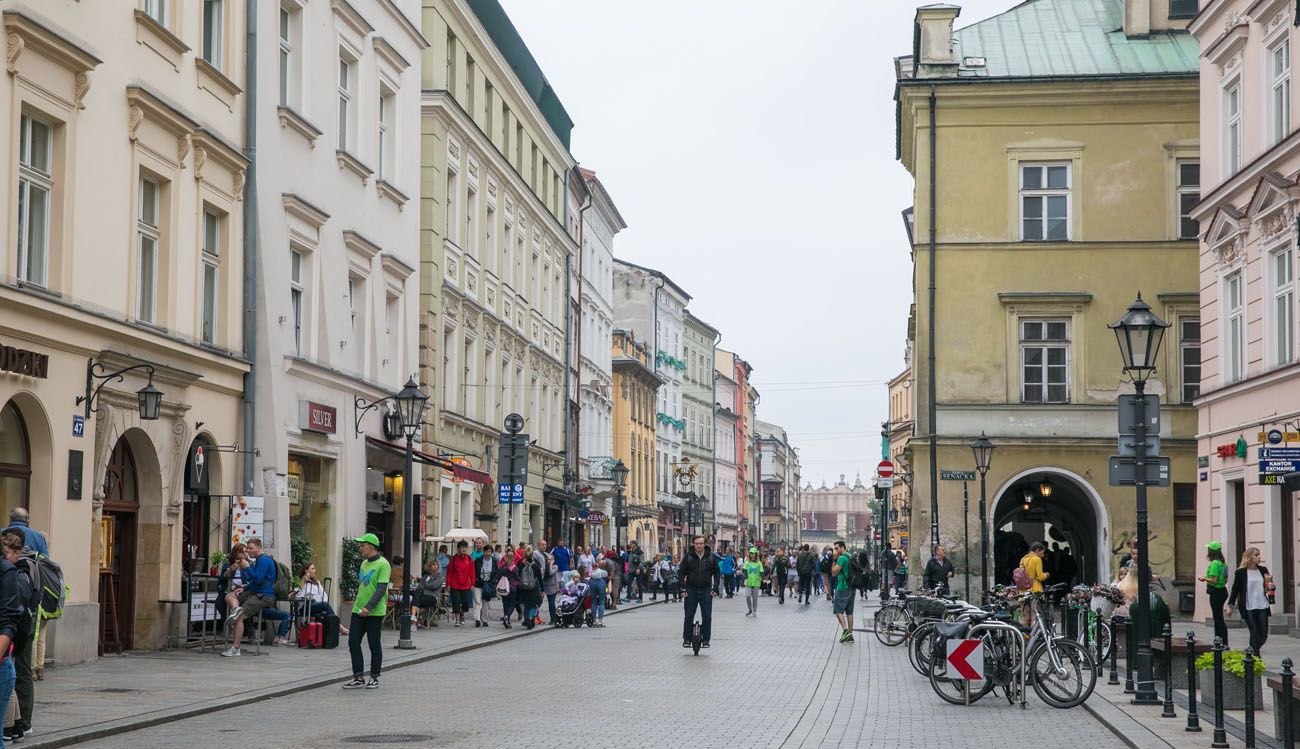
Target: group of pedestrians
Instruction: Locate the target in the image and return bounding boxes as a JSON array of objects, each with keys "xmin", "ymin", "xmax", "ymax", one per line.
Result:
[{"xmin": 0, "ymin": 507, "xmax": 59, "ymax": 744}]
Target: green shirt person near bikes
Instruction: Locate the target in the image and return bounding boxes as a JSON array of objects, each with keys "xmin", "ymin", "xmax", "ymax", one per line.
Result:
[{"xmin": 743, "ymin": 549, "xmax": 765, "ymax": 617}]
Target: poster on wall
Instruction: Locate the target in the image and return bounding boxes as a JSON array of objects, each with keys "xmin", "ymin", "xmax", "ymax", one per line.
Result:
[{"xmin": 231, "ymin": 496, "xmax": 265, "ymax": 546}]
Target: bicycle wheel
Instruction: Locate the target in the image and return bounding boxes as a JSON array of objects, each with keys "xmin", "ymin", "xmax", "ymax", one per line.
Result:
[
  {"xmin": 910, "ymin": 622, "xmax": 939, "ymax": 676},
  {"xmin": 1093, "ymin": 620, "xmax": 1113, "ymax": 665},
  {"xmin": 874, "ymin": 605, "xmax": 912, "ymax": 646},
  {"xmin": 1030, "ymin": 638, "xmax": 1097, "ymax": 709},
  {"xmin": 928, "ymin": 639, "xmax": 995, "ymax": 705}
]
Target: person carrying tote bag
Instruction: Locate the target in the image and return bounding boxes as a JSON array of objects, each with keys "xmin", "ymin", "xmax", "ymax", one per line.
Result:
[{"xmin": 1227, "ymin": 546, "xmax": 1274, "ymax": 658}]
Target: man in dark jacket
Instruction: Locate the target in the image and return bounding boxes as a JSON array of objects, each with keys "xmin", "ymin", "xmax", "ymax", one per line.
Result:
[
  {"xmin": 923, "ymin": 545, "xmax": 955, "ymax": 596},
  {"xmin": 679, "ymin": 536, "xmax": 719, "ymax": 648},
  {"xmin": 879, "ymin": 542, "xmax": 898, "ymax": 600},
  {"xmin": 795, "ymin": 545, "xmax": 815, "ymax": 605},
  {"xmin": 624, "ymin": 542, "xmax": 644, "ymax": 603},
  {"xmin": 0, "ymin": 532, "xmax": 25, "ymax": 738},
  {"xmin": 773, "ymin": 550, "xmax": 790, "ymax": 604}
]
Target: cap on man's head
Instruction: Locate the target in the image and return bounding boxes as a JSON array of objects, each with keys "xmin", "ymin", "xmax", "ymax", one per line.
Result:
[
  {"xmin": 749, "ymin": 547, "xmax": 758, "ymax": 554},
  {"xmin": 354, "ymin": 533, "xmax": 381, "ymax": 547}
]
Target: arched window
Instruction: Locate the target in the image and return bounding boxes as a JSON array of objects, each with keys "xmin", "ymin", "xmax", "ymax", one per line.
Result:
[{"xmin": 0, "ymin": 402, "xmax": 31, "ymax": 519}]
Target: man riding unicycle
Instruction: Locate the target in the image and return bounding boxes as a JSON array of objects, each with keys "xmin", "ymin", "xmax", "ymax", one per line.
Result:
[{"xmin": 679, "ymin": 535, "xmax": 719, "ymax": 649}]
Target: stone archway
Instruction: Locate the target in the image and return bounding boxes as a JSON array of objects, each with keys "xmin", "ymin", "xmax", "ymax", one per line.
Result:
[
  {"xmin": 1, "ymin": 392, "xmax": 54, "ymax": 532},
  {"xmin": 991, "ymin": 467, "xmax": 1111, "ymax": 586}
]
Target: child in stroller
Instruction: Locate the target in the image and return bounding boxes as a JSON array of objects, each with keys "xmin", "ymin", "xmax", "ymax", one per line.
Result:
[{"xmin": 556, "ymin": 576, "xmax": 593, "ymax": 628}]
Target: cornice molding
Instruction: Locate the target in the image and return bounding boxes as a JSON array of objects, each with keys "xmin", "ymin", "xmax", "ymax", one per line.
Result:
[
  {"xmin": 277, "ymin": 105, "xmax": 322, "ymax": 147},
  {"xmin": 281, "ymin": 193, "xmax": 331, "ymax": 228},
  {"xmin": 372, "ymin": 36, "xmax": 410, "ymax": 72},
  {"xmin": 331, "ymin": 0, "xmax": 374, "ymax": 39},
  {"xmin": 336, "ymin": 149, "xmax": 373, "ymax": 184},
  {"xmin": 4, "ymin": 9, "xmax": 101, "ymax": 76},
  {"xmin": 126, "ymin": 85, "xmax": 197, "ymax": 139}
]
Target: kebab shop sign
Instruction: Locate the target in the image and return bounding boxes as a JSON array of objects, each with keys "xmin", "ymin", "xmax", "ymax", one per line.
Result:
[{"xmin": 230, "ymin": 496, "xmax": 265, "ymax": 545}]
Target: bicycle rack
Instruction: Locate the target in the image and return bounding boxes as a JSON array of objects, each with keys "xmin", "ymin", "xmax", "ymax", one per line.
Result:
[{"xmin": 968, "ymin": 619, "xmax": 1028, "ymax": 710}]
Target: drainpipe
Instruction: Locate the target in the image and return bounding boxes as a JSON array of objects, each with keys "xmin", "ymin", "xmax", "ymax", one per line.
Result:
[
  {"xmin": 710, "ymin": 331, "xmax": 721, "ymax": 538},
  {"xmin": 242, "ymin": 0, "xmax": 259, "ymax": 493},
  {"xmin": 927, "ymin": 84, "xmax": 939, "ymax": 556}
]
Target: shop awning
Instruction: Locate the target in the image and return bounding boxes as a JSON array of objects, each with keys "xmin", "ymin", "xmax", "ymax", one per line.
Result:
[{"xmin": 364, "ymin": 436, "xmax": 494, "ymax": 485}]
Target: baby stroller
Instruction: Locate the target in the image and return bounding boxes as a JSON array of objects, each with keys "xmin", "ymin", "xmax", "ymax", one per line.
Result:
[{"xmin": 556, "ymin": 581, "xmax": 594, "ymax": 628}]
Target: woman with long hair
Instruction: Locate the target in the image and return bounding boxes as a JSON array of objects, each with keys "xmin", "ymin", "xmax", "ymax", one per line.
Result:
[
  {"xmin": 493, "ymin": 551, "xmax": 519, "ymax": 628},
  {"xmin": 1197, "ymin": 542, "xmax": 1229, "ymax": 646},
  {"xmin": 294, "ymin": 561, "xmax": 347, "ymax": 635},
  {"xmin": 1228, "ymin": 546, "xmax": 1273, "ymax": 657}
]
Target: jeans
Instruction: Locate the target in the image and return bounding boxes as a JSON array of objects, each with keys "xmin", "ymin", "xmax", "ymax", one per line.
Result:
[
  {"xmin": 746, "ymin": 585, "xmax": 760, "ymax": 614},
  {"xmin": 777, "ymin": 575, "xmax": 785, "ymax": 603},
  {"xmin": 1244, "ymin": 608, "xmax": 1270, "ymax": 656},
  {"xmin": 348, "ymin": 613, "xmax": 383, "ymax": 678},
  {"xmin": 590, "ymin": 579, "xmax": 607, "ymax": 620},
  {"xmin": 723, "ymin": 576, "xmax": 736, "ymax": 597},
  {"xmin": 262, "ymin": 607, "xmax": 291, "ymax": 638},
  {"xmin": 501, "ymin": 591, "xmax": 517, "ymax": 622},
  {"xmin": 0, "ymin": 656, "xmax": 14, "ymax": 747},
  {"xmin": 1208, "ymin": 587, "xmax": 1229, "ymax": 648},
  {"xmin": 797, "ymin": 573, "xmax": 812, "ymax": 602},
  {"xmin": 472, "ymin": 585, "xmax": 485, "ymax": 621},
  {"xmin": 813, "ymin": 574, "xmax": 823, "ymax": 594},
  {"xmin": 682, "ymin": 586, "xmax": 713, "ymax": 643},
  {"xmin": 12, "ymin": 635, "xmax": 31, "ymax": 733}
]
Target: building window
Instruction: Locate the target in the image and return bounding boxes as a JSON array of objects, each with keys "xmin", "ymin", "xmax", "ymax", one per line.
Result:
[
  {"xmin": 1272, "ymin": 38, "xmax": 1291, "ymax": 146},
  {"xmin": 1180, "ymin": 317, "xmax": 1200, "ymax": 403},
  {"xmin": 201, "ymin": 209, "xmax": 221, "ymax": 344},
  {"xmin": 137, "ymin": 176, "xmax": 161, "ymax": 324},
  {"xmin": 16, "ymin": 114, "xmax": 53, "ymax": 288},
  {"xmin": 466, "ymin": 185, "xmax": 478, "ymax": 260},
  {"xmin": 1177, "ymin": 161, "xmax": 1200, "ymax": 240},
  {"xmin": 142, "ymin": 0, "xmax": 167, "ymax": 25},
  {"xmin": 1020, "ymin": 319, "xmax": 1069, "ymax": 403},
  {"xmin": 202, "ymin": 0, "xmax": 223, "ymax": 68},
  {"xmin": 484, "ymin": 204, "xmax": 496, "ymax": 276},
  {"xmin": 1169, "ymin": 0, "xmax": 1197, "ymax": 18},
  {"xmin": 278, "ymin": 6, "xmax": 297, "ymax": 106},
  {"xmin": 338, "ymin": 55, "xmax": 354, "ymax": 151},
  {"xmin": 445, "ymin": 167, "xmax": 459, "ymax": 244},
  {"xmin": 1225, "ymin": 81, "xmax": 1242, "ymax": 175},
  {"xmin": 348, "ymin": 276, "xmax": 358, "ymax": 332},
  {"xmin": 290, "ymin": 250, "xmax": 304, "ymax": 354},
  {"xmin": 1225, "ymin": 272, "xmax": 1245, "ymax": 383},
  {"xmin": 377, "ymin": 90, "xmax": 394, "ymax": 181},
  {"xmin": 1020, "ymin": 163, "xmax": 1070, "ymax": 241},
  {"xmin": 1273, "ymin": 246, "xmax": 1296, "ymax": 365},
  {"xmin": 1173, "ymin": 483, "xmax": 1196, "ymax": 583}
]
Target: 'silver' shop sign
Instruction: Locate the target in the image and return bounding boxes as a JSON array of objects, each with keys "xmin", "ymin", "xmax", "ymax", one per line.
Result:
[{"xmin": 0, "ymin": 342, "xmax": 48, "ymax": 379}]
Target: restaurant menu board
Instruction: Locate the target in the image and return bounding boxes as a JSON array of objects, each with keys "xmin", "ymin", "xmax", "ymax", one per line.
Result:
[{"xmin": 231, "ymin": 496, "xmax": 265, "ymax": 546}]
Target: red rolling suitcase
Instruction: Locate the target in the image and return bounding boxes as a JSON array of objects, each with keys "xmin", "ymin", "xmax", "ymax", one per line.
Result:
[{"xmin": 298, "ymin": 621, "xmax": 323, "ymax": 648}]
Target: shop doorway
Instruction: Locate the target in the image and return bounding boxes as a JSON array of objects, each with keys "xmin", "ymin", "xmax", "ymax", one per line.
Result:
[
  {"xmin": 0, "ymin": 402, "xmax": 31, "ymax": 519},
  {"xmin": 182, "ymin": 436, "xmax": 216, "ymax": 573},
  {"xmin": 100, "ymin": 437, "xmax": 139, "ymax": 653}
]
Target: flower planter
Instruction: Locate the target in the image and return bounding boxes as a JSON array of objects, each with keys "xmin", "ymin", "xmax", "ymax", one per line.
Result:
[{"xmin": 1199, "ymin": 669, "xmax": 1264, "ymax": 711}]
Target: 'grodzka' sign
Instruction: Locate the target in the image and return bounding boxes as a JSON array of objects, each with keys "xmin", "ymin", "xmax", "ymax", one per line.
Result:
[{"xmin": 0, "ymin": 342, "xmax": 48, "ymax": 379}]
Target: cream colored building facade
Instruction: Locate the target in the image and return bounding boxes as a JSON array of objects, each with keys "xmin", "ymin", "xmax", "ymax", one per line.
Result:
[
  {"xmin": 1, "ymin": 0, "xmax": 250, "ymax": 661},
  {"xmin": 887, "ymin": 368, "xmax": 914, "ymax": 551},
  {"xmin": 419, "ymin": 0, "xmax": 576, "ymax": 546},
  {"xmin": 249, "ymin": 0, "xmax": 427, "ymax": 588}
]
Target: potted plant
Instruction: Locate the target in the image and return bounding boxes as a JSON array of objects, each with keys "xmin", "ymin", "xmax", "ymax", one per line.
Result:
[
  {"xmin": 1196, "ymin": 649, "xmax": 1265, "ymax": 711},
  {"xmin": 209, "ymin": 549, "xmax": 226, "ymax": 576}
]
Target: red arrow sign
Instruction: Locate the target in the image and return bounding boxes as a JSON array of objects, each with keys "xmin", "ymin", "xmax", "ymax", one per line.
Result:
[{"xmin": 946, "ymin": 639, "xmax": 984, "ymax": 680}]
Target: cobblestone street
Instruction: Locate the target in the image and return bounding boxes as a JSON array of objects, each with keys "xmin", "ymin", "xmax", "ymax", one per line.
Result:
[{"xmin": 79, "ymin": 596, "xmax": 1123, "ymax": 749}]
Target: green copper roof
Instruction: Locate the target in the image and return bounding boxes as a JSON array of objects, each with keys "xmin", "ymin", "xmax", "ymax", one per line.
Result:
[{"xmin": 952, "ymin": 0, "xmax": 1199, "ymax": 79}]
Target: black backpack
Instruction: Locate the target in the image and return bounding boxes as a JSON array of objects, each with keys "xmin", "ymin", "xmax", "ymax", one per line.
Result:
[
  {"xmin": 819, "ymin": 556, "xmax": 833, "ymax": 574},
  {"xmin": 847, "ymin": 556, "xmax": 865, "ymax": 590}
]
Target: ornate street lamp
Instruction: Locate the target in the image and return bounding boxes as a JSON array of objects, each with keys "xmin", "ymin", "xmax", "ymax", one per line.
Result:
[
  {"xmin": 1110, "ymin": 294, "xmax": 1171, "ymax": 705},
  {"xmin": 1039, "ymin": 479, "xmax": 1054, "ymax": 498},
  {"xmin": 78, "ymin": 360, "xmax": 165, "ymax": 421},
  {"xmin": 612, "ymin": 459, "xmax": 629, "ymax": 551},
  {"xmin": 970, "ymin": 431, "xmax": 994, "ymax": 600}
]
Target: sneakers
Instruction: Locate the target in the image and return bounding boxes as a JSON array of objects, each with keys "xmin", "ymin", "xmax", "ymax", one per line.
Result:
[
  {"xmin": 838, "ymin": 630, "xmax": 855, "ymax": 643},
  {"xmin": 220, "ymin": 646, "xmax": 241, "ymax": 657},
  {"xmin": 682, "ymin": 640, "xmax": 691, "ymax": 648},
  {"xmin": 225, "ymin": 606, "xmax": 243, "ymax": 623},
  {"xmin": 365, "ymin": 677, "xmax": 380, "ymax": 689},
  {"xmin": 5, "ymin": 727, "xmax": 32, "ymax": 742},
  {"xmin": 342, "ymin": 678, "xmax": 366, "ymax": 689},
  {"xmin": 702, "ymin": 642, "xmax": 711, "ymax": 648},
  {"xmin": 273, "ymin": 637, "xmax": 291, "ymax": 646},
  {"xmin": 474, "ymin": 620, "xmax": 481, "ymax": 628}
]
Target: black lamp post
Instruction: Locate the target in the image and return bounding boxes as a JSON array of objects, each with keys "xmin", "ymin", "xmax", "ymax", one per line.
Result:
[
  {"xmin": 1109, "ymin": 294, "xmax": 1170, "ymax": 705},
  {"xmin": 970, "ymin": 432, "xmax": 994, "ymax": 599},
  {"xmin": 612, "ymin": 459, "xmax": 629, "ymax": 552},
  {"xmin": 392, "ymin": 377, "xmax": 428, "ymax": 650},
  {"xmin": 78, "ymin": 361, "xmax": 165, "ymax": 420}
]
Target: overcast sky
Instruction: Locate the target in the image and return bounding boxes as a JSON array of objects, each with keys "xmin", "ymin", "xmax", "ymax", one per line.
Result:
[{"xmin": 498, "ymin": 0, "xmax": 1012, "ymax": 486}]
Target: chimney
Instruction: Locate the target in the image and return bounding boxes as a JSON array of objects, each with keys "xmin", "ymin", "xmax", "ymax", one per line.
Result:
[
  {"xmin": 1124, "ymin": 0, "xmax": 1152, "ymax": 38},
  {"xmin": 913, "ymin": 4, "xmax": 961, "ymax": 79}
]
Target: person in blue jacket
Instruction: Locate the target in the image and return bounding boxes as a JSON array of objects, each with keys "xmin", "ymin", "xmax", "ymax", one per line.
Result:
[
  {"xmin": 222, "ymin": 537, "xmax": 277, "ymax": 657},
  {"xmin": 718, "ymin": 551, "xmax": 737, "ymax": 598}
]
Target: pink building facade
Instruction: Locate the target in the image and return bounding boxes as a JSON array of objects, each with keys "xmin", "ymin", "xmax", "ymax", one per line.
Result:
[{"xmin": 1190, "ymin": 0, "xmax": 1300, "ymax": 626}]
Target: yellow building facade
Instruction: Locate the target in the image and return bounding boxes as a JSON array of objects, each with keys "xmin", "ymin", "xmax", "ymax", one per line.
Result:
[
  {"xmin": 611, "ymin": 330, "xmax": 661, "ymax": 548},
  {"xmin": 896, "ymin": 1, "xmax": 1201, "ymax": 598}
]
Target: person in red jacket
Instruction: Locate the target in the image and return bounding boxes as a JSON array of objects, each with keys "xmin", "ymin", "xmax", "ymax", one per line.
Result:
[{"xmin": 446, "ymin": 540, "xmax": 477, "ymax": 627}]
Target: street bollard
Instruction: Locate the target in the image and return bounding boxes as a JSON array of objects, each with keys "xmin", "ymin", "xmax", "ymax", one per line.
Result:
[
  {"xmin": 1125, "ymin": 616, "xmax": 1137, "ymax": 694},
  {"xmin": 1162, "ymin": 623, "xmax": 1176, "ymax": 718},
  {"xmin": 1212, "ymin": 637, "xmax": 1229, "ymax": 749},
  {"xmin": 1282, "ymin": 657, "xmax": 1295, "ymax": 749},
  {"xmin": 1109, "ymin": 617, "xmax": 1121, "ymax": 686},
  {"xmin": 1185, "ymin": 631, "xmax": 1201, "ymax": 733},
  {"xmin": 1244, "ymin": 647, "xmax": 1257, "ymax": 749}
]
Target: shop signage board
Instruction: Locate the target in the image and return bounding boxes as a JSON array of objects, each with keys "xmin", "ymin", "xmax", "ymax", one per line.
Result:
[
  {"xmin": 230, "ymin": 496, "xmax": 265, "ymax": 545},
  {"xmin": 298, "ymin": 401, "xmax": 337, "ymax": 434},
  {"xmin": 0, "ymin": 342, "xmax": 48, "ymax": 378},
  {"xmin": 1259, "ymin": 447, "xmax": 1300, "ymax": 485}
]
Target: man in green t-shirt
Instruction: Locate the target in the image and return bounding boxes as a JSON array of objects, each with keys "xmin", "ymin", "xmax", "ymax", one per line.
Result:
[
  {"xmin": 343, "ymin": 534, "xmax": 390, "ymax": 690},
  {"xmin": 831, "ymin": 541, "xmax": 855, "ymax": 643}
]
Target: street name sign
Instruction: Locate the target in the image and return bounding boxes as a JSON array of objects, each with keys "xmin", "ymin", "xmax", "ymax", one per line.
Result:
[
  {"xmin": 946, "ymin": 640, "xmax": 984, "ymax": 680},
  {"xmin": 1108, "ymin": 456, "xmax": 1171, "ymax": 487},
  {"xmin": 941, "ymin": 470, "xmax": 976, "ymax": 481}
]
